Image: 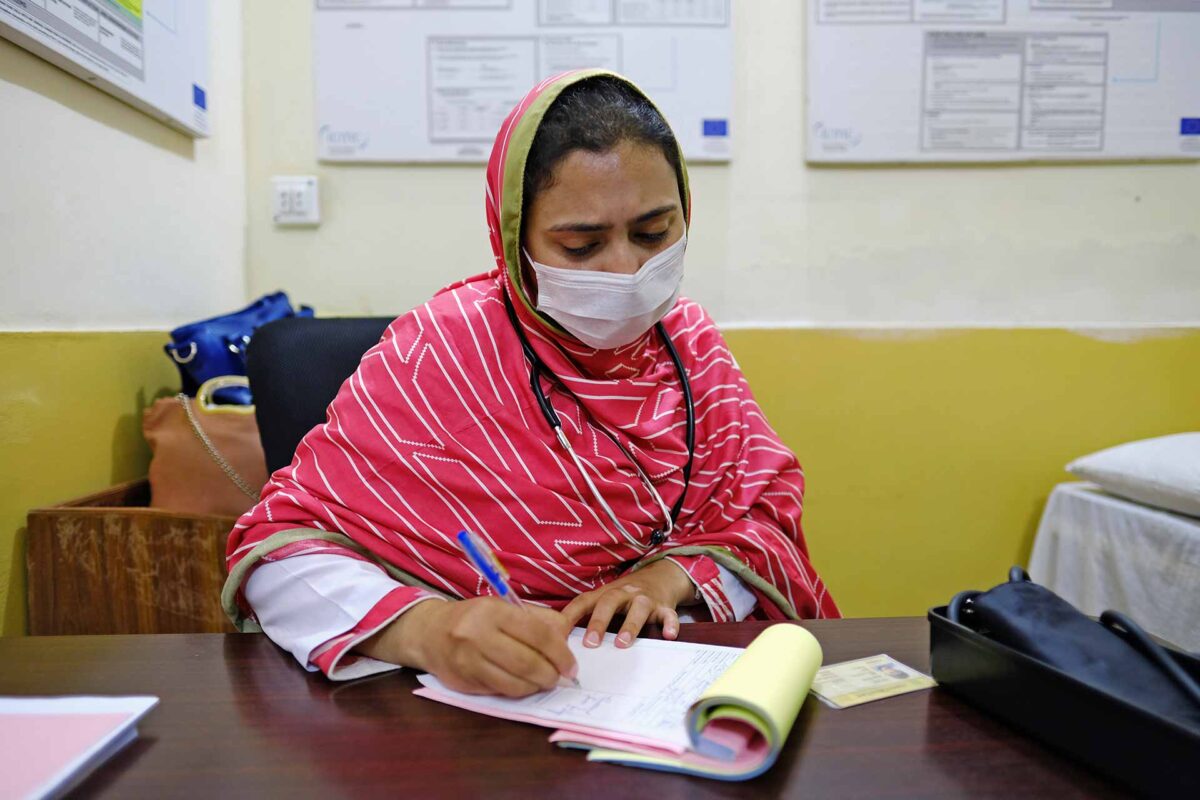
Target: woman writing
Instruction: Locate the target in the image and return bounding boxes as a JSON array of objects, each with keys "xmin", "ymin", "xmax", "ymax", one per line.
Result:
[{"xmin": 224, "ymin": 70, "xmax": 837, "ymax": 696}]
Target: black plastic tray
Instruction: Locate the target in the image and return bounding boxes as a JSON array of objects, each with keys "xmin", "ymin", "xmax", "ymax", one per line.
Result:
[{"xmin": 928, "ymin": 605, "xmax": 1200, "ymax": 798}]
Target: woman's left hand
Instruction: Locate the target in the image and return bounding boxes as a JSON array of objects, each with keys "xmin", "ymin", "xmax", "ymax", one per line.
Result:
[{"xmin": 562, "ymin": 559, "xmax": 696, "ymax": 649}]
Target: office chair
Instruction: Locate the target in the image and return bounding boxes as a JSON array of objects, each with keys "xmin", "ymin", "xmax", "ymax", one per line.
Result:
[{"xmin": 246, "ymin": 316, "xmax": 393, "ymax": 473}]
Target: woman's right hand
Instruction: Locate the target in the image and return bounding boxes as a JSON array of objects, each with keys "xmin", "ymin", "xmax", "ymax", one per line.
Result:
[{"xmin": 359, "ymin": 597, "xmax": 578, "ymax": 698}]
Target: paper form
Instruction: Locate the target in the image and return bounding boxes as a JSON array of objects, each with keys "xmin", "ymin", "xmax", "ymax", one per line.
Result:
[
  {"xmin": 540, "ymin": 34, "xmax": 622, "ymax": 75},
  {"xmin": 818, "ymin": 0, "xmax": 1005, "ymax": 24},
  {"xmin": 415, "ymin": 630, "xmax": 743, "ymax": 749},
  {"xmin": 427, "ymin": 37, "xmax": 537, "ymax": 143},
  {"xmin": 318, "ymin": 1, "xmax": 511, "ymax": 8},
  {"xmin": 313, "ymin": 0, "xmax": 733, "ymax": 162},
  {"xmin": 557, "ymin": 623, "xmax": 825, "ymax": 780},
  {"xmin": 539, "ymin": 0, "xmax": 612, "ymax": 25},
  {"xmin": 417, "ymin": 624, "xmax": 825, "ymax": 781},
  {"xmin": 807, "ymin": 0, "xmax": 1200, "ymax": 162}
]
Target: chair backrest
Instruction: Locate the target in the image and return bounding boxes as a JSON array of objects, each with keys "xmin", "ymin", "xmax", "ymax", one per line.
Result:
[{"xmin": 247, "ymin": 316, "xmax": 393, "ymax": 473}]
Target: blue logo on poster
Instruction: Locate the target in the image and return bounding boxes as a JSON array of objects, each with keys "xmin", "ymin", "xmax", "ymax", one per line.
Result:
[
  {"xmin": 193, "ymin": 84, "xmax": 207, "ymax": 110},
  {"xmin": 703, "ymin": 119, "xmax": 729, "ymax": 137},
  {"xmin": 1181, "ymin": 118, "xmax": 1200, "ymax": 135}
]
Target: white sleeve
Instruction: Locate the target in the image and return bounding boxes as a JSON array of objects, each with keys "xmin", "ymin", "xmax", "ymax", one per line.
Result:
[
  {"xmin": 244, "ymin": 553, "xmax": 430, "ymax": 678},
  {"xmin": 675, "ymin": 562, "xmax": 758, "ymax": 623},
  {"xmin": 716, "ymin": 562, "xmax": 759, "ymax": 621}
]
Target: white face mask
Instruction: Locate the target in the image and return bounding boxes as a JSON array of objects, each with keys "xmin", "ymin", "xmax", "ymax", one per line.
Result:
[{"xmin": 525, "ymin": 232, "xmax": 686, "ymax": 350}]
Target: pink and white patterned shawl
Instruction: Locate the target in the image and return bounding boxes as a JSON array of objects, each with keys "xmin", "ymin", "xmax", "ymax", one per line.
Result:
[{"xmin": 224, "ymin": 70, "xmax": 837, "ymax": 626}]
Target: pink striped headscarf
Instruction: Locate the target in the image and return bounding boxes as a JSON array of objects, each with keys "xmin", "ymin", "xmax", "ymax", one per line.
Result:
[{"xmin": 224, "ymin": 70, "xmax": 837, "ymax": 626}]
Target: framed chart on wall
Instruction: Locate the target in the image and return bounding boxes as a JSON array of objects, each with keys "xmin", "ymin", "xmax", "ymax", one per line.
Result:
[
  {"xmin": 313, "ymin": 0, "xmax": 733, "ymax": 163},
  {"xmin": 0, "ymin": 0, "xmax": 211, "ymax": 137},
  {"xmin": 805, "ymin": 0, "xmax": 1200, "ymax": 163}
]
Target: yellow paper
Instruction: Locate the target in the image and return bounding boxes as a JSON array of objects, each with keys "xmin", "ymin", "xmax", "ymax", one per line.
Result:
[
  {"xmin": 690, "ymin": 624, "xmax": 823, "ymax": 747},
  {"xmin": 584, "ymin": 623, "xmax": 823, "ymax": 780}
]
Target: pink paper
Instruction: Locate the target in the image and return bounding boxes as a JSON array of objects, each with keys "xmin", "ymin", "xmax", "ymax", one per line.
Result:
[
  {"xmin": 551, "ymin": 725, "xmax": 771, "ymax": 773},
  {"xmin": 413, "ymin": 687, "xmax": 690, "ymax": 755},
  {"xmin": 0, "ymin": 713, "xmax": 134, "ymax": 798},
  {"xmin": 696, "ymin": 716, "xmax": 760, "ymax": 757}
]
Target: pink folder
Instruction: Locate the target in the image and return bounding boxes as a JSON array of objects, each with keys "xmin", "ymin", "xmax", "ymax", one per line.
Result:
[{"xmin": 0, "ymin": 696, "xmax": 158, "ymax": 799}]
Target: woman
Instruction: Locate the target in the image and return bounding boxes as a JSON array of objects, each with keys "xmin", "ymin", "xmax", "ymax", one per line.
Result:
[{"xmin": 224, "ymin": 70, "xmax": 837, "ymax": 696}]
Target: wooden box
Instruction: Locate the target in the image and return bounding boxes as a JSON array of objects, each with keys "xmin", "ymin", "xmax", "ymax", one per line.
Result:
[{"xmin": 27, "ymin": 479, "xmax": 237, "ymax": 635}]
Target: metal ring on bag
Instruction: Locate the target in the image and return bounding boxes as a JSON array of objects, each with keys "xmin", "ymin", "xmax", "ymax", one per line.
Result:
[
  {"xmin": 169, "ymin": 342, "xmax": 198, "ymax": 364},
  {"xmin": 947, "ymin": 590, "xmax": 982, "ymax": 626},
  {"xmin": 227, "ymin": 334, "xmax": 252, "ymax": 356}
]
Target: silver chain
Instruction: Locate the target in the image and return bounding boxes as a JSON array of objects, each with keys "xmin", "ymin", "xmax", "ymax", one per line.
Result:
[{"xmin": 177, "ymin": 393, "xmax": 261, "ymax": 501}]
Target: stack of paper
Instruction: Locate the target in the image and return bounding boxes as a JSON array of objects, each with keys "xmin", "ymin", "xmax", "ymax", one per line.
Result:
[
  {"xmin": 0, "ymin": 696, "xmax": 158, "ymax": 799},
  {"xmin": 415, "ymin": 624, "xmax": 822, "ymax": 781}
]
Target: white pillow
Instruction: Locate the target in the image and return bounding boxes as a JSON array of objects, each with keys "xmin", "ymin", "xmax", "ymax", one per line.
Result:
[{"xmin": 1067, "ymin": 433, "xmax": 1200, "ymax": 518}]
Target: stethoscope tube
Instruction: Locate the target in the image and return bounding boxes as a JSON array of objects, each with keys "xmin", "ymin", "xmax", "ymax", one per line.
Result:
[{"xmin": 503, "ymin": 291, "xmax": 695, "ymax": 550}]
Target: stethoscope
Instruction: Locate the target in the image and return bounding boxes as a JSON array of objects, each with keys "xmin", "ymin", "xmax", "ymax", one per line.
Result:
[{"xmin": 503, "ymin": 291, "xmax": 695, "ymax": 550}]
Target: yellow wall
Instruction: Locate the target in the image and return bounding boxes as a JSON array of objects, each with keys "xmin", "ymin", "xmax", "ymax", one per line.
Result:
[
  {"xmin": 2, "ymin": 328, "xmax": 1196, "ymax": 634},
  {"xmin": 727, "ymin": 327, "xmax": 1200, "ymax": 617},
  {"xmin": 0, "ymin": 333, "xmax": 176, "ymax": 635}
]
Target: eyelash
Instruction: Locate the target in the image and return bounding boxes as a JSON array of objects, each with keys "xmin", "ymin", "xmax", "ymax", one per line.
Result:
[{"xmin": 563, "ymin": 231, "xmax": 669, "ymax": 257}]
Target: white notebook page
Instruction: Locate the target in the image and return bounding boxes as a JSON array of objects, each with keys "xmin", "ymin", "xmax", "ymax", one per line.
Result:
[{"xmin": 416, "ymin": 630, "xmax": 744, "ymax": 749}]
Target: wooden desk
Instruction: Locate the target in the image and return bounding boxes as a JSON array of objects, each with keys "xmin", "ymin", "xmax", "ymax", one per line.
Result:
[{"xmin": 0, "ymin": 618, "xmax": 1127, "ymax": 799}]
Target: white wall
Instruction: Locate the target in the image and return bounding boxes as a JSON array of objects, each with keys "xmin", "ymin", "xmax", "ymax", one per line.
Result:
[
  {"xmin": 247, "ymin": 1, "xmax": 1196, "ymax": 326},
  {"xmin": 0, "ymin": 1, "xmax": 246, "ymax": 331}
]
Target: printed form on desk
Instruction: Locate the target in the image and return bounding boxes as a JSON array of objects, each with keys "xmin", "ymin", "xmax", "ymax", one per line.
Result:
[
  {"xmin": 415, "ymin": 624, "xmax": 825, "ymax": 780},
  {"xmin": 416, "ymin": 630, "xmax": 744, "ymax": 752}
]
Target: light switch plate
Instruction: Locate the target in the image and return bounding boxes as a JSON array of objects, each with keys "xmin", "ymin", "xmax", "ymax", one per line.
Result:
[{"xmin": 272, "ymin": 175, "xmax": 320, "ymax": 226}]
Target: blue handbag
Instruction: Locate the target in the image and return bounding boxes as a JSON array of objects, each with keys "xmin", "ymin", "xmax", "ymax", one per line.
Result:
[{"xmin": 164, "ymin": 291, "xmax": 312, "ymax": 405}]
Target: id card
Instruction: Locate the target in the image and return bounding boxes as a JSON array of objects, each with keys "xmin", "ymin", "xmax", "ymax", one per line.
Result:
[{"xmin": 810, "ymin": 654, "xmax": 936, "ymax": 709}]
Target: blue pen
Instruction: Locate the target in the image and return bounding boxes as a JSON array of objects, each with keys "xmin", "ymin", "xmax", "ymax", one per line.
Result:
[
  {"xmin": 457, "ymin": 529, "xmax": 523, "ymax": 606},
  {"xmin": 456, "ymin": 529, "xmax": 581, "ymax": 688}
]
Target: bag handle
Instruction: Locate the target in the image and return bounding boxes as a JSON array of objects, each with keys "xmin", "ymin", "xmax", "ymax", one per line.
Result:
[
  {"xmin": 949, "ymin": 567, "xmax": 1200, "ymax": 709},
  {"xmin": 196, "ymin": 375, "xmax": 257, "ymax": 415},
  {"xmin": 1100, "ymin": 611, "xmax": 1200, "ymax": 708},
  {"xmin": 1014, "ymin": 563, "xmax": 1199, "ymax": 705},
  {"xmin": 179, "ymin": 377, "xmax": 261, "ymax": 502},
  {"xmin": 946, "ymin": 590, "xmax": 981, "ymax": 624}
]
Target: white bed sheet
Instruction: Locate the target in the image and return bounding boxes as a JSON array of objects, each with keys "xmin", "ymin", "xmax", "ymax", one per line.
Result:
[{"xmin": 1029, "ymin": 482, "xmax": 1200, "ymax": 652}]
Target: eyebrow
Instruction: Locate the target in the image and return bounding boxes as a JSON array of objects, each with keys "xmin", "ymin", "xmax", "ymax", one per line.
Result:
[{"xmin": 547, "ymin": 204, "xmax": 678, "ymax": 233}]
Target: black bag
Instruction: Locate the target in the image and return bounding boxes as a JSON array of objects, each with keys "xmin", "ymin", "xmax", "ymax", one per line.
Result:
[
  {"xmin": 930, "ymin": 568, "xmax": 1200, "ymax": 798},
  {"xmin": 950, "ymin": 567, "xmax": 1200, "ymax": 731}
]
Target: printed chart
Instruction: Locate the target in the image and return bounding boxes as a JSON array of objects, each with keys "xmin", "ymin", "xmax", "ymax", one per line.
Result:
[
  {"xmin": 0, "ymin": 0, "xmax": 211, "ymax": 136},
  {"xmin": 806, "ymin": 0, "xmax": 1200, "ymax": 161},
  {"xmin": 314, "ymin": 0, "xmax": 733, "ymax": 162}
]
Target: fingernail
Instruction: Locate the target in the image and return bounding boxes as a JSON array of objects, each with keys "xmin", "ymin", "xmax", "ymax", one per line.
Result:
[
  {"xmin": 616, "ymin": 632, "xmax": 632, "ymax": 647},
  {"xmin": 584, "ymin": 631, "xmax": 600, "ymax": 647},
  {"xmin": 666, "ymin": 625, "xmax": 678, "ymax": 639},
  {"xmin": 567, "ymin": 663, "xmax": 579, "ymax": 679}
]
